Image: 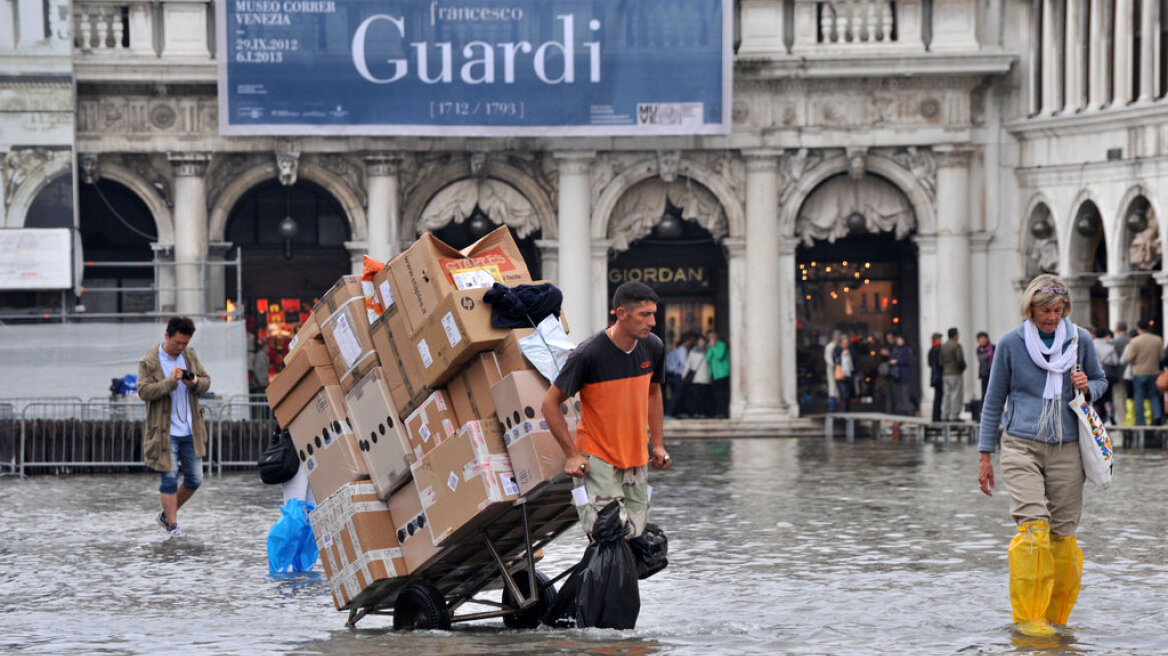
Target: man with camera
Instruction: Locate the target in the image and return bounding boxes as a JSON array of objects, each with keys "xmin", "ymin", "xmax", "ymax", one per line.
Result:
[{"xmin": 138, "ymin": 316, "xmax": 211, "ymax": 538}]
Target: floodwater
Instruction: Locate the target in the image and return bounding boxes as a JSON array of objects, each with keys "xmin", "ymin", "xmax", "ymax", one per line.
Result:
[{"xmin": 1, "ymin": 438, "xmax": 1166, "ymax": 656}]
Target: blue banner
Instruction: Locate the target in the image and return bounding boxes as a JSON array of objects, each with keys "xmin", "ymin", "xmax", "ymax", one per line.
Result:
[{"xmin": 216, "ymin": 0, "xmax": 730, "ymax": 136}]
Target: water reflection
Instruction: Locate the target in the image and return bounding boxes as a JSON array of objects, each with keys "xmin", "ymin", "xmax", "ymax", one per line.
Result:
[{"xmin": 0, "ymin": 439, "xmax": 1165, "ymax": 655}]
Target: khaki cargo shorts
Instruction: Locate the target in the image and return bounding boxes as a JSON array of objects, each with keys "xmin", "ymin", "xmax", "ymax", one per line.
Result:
[
  {"xmin": 1000, "ymin": 433, "xmax": 1085, "ymax": 537},
  {"xmin": 576, "ymin": 454, "xmax": 650, "ymax": 538}
]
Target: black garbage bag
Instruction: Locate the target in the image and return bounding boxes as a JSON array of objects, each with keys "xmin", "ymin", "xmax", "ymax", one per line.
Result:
[
  {"xmin": 540, "ymin": 501, "xmax": 642, "ymax": 629},
  {"xmin": 628, "ymin": 523, "xmax": 669, "ymax": 579}
]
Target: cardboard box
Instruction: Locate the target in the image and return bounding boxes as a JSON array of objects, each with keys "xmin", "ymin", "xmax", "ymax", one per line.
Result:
[
  {"xmin": 388, "ymin": 481, "xmax": 444, "ymax": 573},
  {"xmin": 319, "ymin": 295, "xmax": 379, "ymax": 389},
  {"xmin": 446, "ymin": 352, "xmax": 507, "ymax": 426},
  {"xmin": 285, "ymin": 313, "xmax": 320, "ymax": 362},
  {"xmin": 390, "ymin": 226, "xmax": 533, "ymax": 334},
  {"xmin": 372, "ymin": 257, "xmax": 398, "ymax": 316},
  {"xmin": 370, "ymin": 306, "xmax": 428, "ymax": 416},
  {"xmin": 310, "ymin": 481, "xmax": 407, "ymax": 610},
  {"xmin": 266, "ymin": 335, "xmax": 339, "ymax": 427},
  {"xmin": 287, "ymin": 385, "xmax": 368, "ymax": 503},
  {"xmin": 411, "ymin": 286, "xmax": 511, "ymax": 389},
  {"xmin": 503, "ymin": 423, "xmax": 568, "ymax": 496},
  {"xmin": 403, "ymin": 390, "xmax": 459, "ymax": 462},
  {"xmin": 344, "ymin": 367, "xmax": 412, "ymax": 499},
  {"xmin": 313, "ymin": 275, "xmax": 365, "ymax": 327},
  {"xmin": 410, "ymin": 420, "xmax": 519, "ymax": 545}
]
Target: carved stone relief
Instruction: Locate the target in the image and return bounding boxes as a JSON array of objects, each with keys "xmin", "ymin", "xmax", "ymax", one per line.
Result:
[
  {"xmin": 120, "ymin": 154, "xmax": 173, "ymax": 207},
  {"xmin": 206, "ymin": 153, "xmax": 267, "ymax": 212},
  {"xmin": 275, "ymin": 147, "xmax": 300, "ymax": 186},
  {"xmin": 794, "ymin": 174, "xmax": 915, "ymax": 247},
  {"xmin": 889, "ymin": 146, "xmax": 937, "ymax": 203},
  {"xmin": 608, "ymin": 177, "xmax": 728, "ymax": 251},
  {"xmin": 417, "ymin": 178, "xmax": 541, "ymax": 238},
  {"xmin": 4, "ymin": 148, "xmax": 56, "ymax": 208},
  {"xmin": 1028, "ymin": 236, "xmax": 1060, "ymax": 274},
  {"xmin": 76, "ymin": 95, "xmax": 218, "ymax": 136},
  {"xmin": 778, "ymin": 148, "xmax": 825, "ymax": 206},
  {"xmin": 79, "ymin": 153, "xmax": 100, "ymax": 184},
  {"xmin": 1129, "ymin": 207, "xmax": 1162, "ymax": 270}
]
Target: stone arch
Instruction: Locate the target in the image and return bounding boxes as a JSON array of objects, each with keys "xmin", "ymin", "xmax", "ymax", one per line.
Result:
[
  {"xmin": 591, "ymin": 155, "xmax": 744, "ymax": 246},
  {"xmin": 1111, "ymin": 184, "xmax": 1162, "ymax": 272},
  {"xmin": 778, "ymin": 152, "xmax": 936, "ymax": 240},
  {"xmin": 5, "ymin": 152, "xmax": 74, "ymax": 229},
  {"xmin": 1065, "ymin": 190, "xmax": 1105, "ymax": 276},
  {"xmin": 402, "ymin": 159, "xmax": 557, "ymax": 239},
  {"xmin": 89, "ymin": 160, "xmax": 175, "ymax": 246},
  {"xmin": 1021, "ymin": 193, "xmax": 1059, "ymax": 278},
  {"xmin": 208, "ymin": 161, "xmax": 367, "ymax": 243}
]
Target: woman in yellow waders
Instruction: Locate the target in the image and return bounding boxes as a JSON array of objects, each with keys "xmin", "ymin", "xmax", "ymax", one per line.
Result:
[{"xmin": 976, "ymin": 274, "xmax": 1107, "ymax": 637}]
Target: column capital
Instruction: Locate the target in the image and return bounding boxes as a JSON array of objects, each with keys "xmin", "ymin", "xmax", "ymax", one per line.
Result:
[
  {"xmin": 913, "ymin": 234, "xmax": 938, "ymax": 254},
  {"xmin": 932, "ymin": 144, "xmax": 975, "ymax": 168},
  {"xmin": 167, "ymin": 152, "xmax": 212, "ymax": 177},
  {"xmin": 364, "ymin": 152, "xmax": 405, "ymax": 176},
  {"xmin": 207, "ymin": 241, "xmax": 234, "ymax": 258},
  {"xmin": 1100, "ymin": 273, "xmax": 1146, "ymax": 289},
  {"xmin": 969, "ymin": 232, "xmax": 993, "ymax": 250},
  {"xmin": 778, "ymin": 237, "xmax": 799, "ymax": 256},
  {"xmin": 721, "ymin": 236, "xmax": 746, "ymax": 258},
  {"xmin": 742, "ymin": 148, "xmax": 784, "ymax": 170},
  {"xmin": 1153, "ymin": 272, "xmax": 1168, "ymax": 287},
  {"xmin": 590, "ymin": 239, "xmax": 613, "ymax": 257},
  {"xmin": 553, "ymin": 151, "xmax": 596, "ymax": 174}
]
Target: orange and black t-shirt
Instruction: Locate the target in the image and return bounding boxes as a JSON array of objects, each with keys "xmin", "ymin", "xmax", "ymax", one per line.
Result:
[{"xmin": 553, "ymin": 330, "xmax": 664, "ymax": 469}]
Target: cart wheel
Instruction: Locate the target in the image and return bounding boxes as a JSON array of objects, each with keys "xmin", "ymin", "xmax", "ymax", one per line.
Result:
[
  {"xmin": 502, "ymin": 569, "xmax": 557, "ymax": 629},
  {"xmin": 393, "ymin": 582, "xmax": 451, "ymax": 631}
]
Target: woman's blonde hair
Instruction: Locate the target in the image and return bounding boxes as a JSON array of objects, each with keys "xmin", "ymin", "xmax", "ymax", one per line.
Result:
[{"xmin": 1020, "ymin": 273, "xmax": 1072, "ymax": 319}]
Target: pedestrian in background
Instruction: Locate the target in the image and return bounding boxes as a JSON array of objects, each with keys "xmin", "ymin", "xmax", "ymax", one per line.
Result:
[
  {"xmin": 1123, "ymin": 318, "xmax": 1163, "ymax": 425},
  {"xmin": 836, "ymin": 340, "xmax": 855, "ymax": 412},
  {"xmin": 824, "ymin": 334, "xmax": 840, "ymax": 411},
  {"xmin": 138, "ymin": 316, "xmax": 211, "ymax": 539},
  {"xmin": 706, "ymin": 330, "xmax": 729, "ymax": 418},
  {"xmin": 977, "ymin": 274, "xmax": 1106, "ymax": 637},
  {"xmin": 1092, "ymin": 326, "xmax": 1117, "ymax": 423},
  {"xmin": 682, "ymin": 335, "xmax": 712, "ymax": 418},
  {"xmin": 940, "ymin": 327, "xmax": 966, "ymax": 421},
  {"xmin": 889, "ymin": 334, "xmax": 913, "ymax": 415},
  {"xmin": 927, "ymin": 332, "xmax": 943, "ymax": 421},
  {"xmin": 663, "ymin": 333, "xmax": 692, "ymax": 418},
  {"xmin": 250, "ymin": 336, "xmax": 272, "ymax": 419},
  {"xmin": 1111, "ymin": 321, "xmax": 1130, "ymax": 423},
  {"xmin": 976, "ymin": 331, "xmax": 995, "ymax": 400}
]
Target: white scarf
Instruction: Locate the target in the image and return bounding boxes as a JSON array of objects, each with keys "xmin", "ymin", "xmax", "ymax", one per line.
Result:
[{"xmin": 1022, "ymin": 318, "xmax": 1078, "ymax": 442}]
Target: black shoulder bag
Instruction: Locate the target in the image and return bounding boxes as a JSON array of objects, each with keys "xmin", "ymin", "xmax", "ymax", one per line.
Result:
[{"xmin": 257, "ymin": 429, "xmax": 299, "ymax": 485}]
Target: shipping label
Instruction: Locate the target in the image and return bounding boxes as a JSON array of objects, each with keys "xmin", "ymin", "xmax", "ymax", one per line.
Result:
[
  {"xmin": 499, "ymin": 472, "xmax": 519, "ymax": 496},
  {"xmin": 417, "ymin": 338, "xmax": 433, "ymax": 368},
  {"xmin": 378, "ymin": 280, "xmax": 395, "ymax": 309},
  {"xmin": 441, "ymin": 311, "xmax": 462, "ymax": 348},
  {"xmin": 446, "ymin": 471, "xmax": 459, "ymax": 492},
  {"xmin": 332, "ymin": 313, "xmax": 364, "ymax": 368},
  {"xmin": 450, "ymin": 265, "xmax": 501, "ymax": 290}
]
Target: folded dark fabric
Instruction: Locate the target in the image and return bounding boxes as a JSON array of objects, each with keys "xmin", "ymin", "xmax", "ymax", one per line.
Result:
[{"xmin": 482, "ymin": 282, "xmax": 563, "ymax": 329}]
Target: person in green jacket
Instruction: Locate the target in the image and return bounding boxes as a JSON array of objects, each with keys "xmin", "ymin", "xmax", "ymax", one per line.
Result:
[{"xmin": 706, "ymin": 330, "xmax": 730, "ymax": 418}]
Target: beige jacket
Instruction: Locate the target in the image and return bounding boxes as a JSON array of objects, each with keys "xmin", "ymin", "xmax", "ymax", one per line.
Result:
[
  {"xmin": 1123, "ymin": 332, "xmax": 1163, "ymax": 377},
  {"xmin": 138, "ymin": 344, "xmax": 211, "ymax": 472}
]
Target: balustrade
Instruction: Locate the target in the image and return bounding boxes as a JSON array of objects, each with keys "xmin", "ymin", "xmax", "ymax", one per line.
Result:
[{"xmin": 818, "ymin": 0, "xmax": 896, "ymax": 44}]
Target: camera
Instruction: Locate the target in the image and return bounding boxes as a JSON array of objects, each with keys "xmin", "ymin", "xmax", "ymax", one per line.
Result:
[{"xmin": 180, "ymin": 368, "xmax": 195, "ymax": 382}]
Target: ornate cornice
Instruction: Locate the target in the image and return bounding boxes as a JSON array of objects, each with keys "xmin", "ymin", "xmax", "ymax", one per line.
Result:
[{"xmin": 167, "ymin": 152, "xmax": 212, "ymax": 177}]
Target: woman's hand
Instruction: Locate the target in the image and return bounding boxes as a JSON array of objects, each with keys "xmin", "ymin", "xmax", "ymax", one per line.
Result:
[
  {"xmin": 1070, "ymin": 370, "xmax": 1088, "ymax": 393},
  {"xmin": 978, "ymin": 452, "xmax": 995, "ymax": 496}
]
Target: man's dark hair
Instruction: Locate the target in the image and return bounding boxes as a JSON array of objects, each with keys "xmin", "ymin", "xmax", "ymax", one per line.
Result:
[
  {"xmin": 948, "ymin": 327, "xmax": 959, "ymax": 338},
  {"xmin": 1116, "ymin": 321, "xmax": 1129, "ymax": 331},
  {"xmin": 612, "ymin": 281, "xmax": 659, "ymax": 309},
  {"xmin": 1138, "ymin": 317, "xmax": 1153, "ymax": 331},
  {"xmin": 931, "ymin": 332, "xmax": 942, "ymax": 341},
  {"xmin": 976, "ymin": 331, "xmax": 989, "ymax": 339},
  {"xmin": 1094, "ymin": 326, "xmax": 1109, "ymax": 338},
  {"xmin": 166, "ymin": 316, "xmax": 196, "ymax": 337}
]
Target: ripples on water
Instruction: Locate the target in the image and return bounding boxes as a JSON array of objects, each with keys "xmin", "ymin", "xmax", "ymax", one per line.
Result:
[{"xmin": 1, "ymin": 439, "xmax": 1165, "ymax": 655}]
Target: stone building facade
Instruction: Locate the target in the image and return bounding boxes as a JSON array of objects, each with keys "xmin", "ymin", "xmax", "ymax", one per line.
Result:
[{"xmin": 3, "ymin": 0, "xmax": 1168, "ymax": 418}]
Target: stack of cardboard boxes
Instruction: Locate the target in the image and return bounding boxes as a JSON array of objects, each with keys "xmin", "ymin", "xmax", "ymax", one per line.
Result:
[{"xmin": 265, "ymin": 227, "xmax": 578, "ymax": 610}]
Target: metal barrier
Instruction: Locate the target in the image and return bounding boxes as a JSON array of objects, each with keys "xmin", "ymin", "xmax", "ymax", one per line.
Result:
[
  {"xmin": 0, "ymin": 403, "xmax": 16, "ymax": 475},
  {"xmin": 19, "ymin": 402, "xmax": 145, "ymax": 476},
  {"xmin": 211, "ymin": 401, "xmax": 277, "ymax": 475},
  {"xmin": 0, "ymin": 397, "xmax": 85, "ymax": 417}
]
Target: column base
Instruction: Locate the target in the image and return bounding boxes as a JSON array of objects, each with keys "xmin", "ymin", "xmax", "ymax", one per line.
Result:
[{"xmin": 739, "ymin": 404, "xmax": 793, "ymax": 423}]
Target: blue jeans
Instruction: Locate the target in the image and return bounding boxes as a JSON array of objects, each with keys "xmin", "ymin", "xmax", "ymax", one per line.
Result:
[
  {"xmin": 1131, "ymin": 374, "xmax": 1163, "ymax": 425},
  {"xmin": 159, "ymin": 434, "xmax": 203, "ymax": 494}
]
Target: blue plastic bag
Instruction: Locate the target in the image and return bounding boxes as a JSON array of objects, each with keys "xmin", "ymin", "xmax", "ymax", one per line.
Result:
[{"xmin": 267, "ymin": 499, "xmax": 318, "ymax": 573}]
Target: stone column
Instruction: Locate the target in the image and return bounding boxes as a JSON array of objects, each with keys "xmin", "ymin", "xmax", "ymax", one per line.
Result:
[
  {"xmin": 1064, "ymin": 275, "xmax": 1095, "ymax": 326},
  {"xmin": 1137, "ymin": 0, "xmax": 1160, "ymax": 102},
  {"xmin": 555, "ymin": 152, "xmax": 595, "ymax": 335},
  {"xmin": 933, "ymin": 146, "xmax": 974, "ymax": 358},
  {"xmin": 1063, "ymin": 0, "xmax": 1087, "ymax": 112},
  {"xmin": 737, "ymin": 0, "xmax": 787, "ymax": 57},
  {"xmin": 345, "ymin": 241, "xmax": 368, "ymax": 276},
  {"xmin": 535, "ymin": 239, "xmax": 559, "ymax": 288},
  {"xmin": 205, "ymin": 241, "xmax": 232, "ymax": 313},
  {"xmin": 590, "ymin": 240, "xmax": 613, "ymax": 338},
  {"xmin": 151, "ymin": 242, "xmax": 176, "ymax": 313},
  {"xmin": 1114, "ymin": 0, "xmax": 1135, "ymax": 105},
  {"xmin": 1101, "ymin": 274, "xmax": 1141, "ymax": 329},
  {"xmin": 16, "ymin": 0, "xmax": 45, "ymax": 47},
  {"xmin": 1041, "ymin": 0, "xmax": 1064, "ymax": 114},
  {"xmin": 741, "ymin": 150, "xmax": 785, "ymax": 420},
  {"xmin": 723, "ymin": 237, "xmax": 747, "ymax": 418},
  {"xmin": 915, "ymin": 233, "xmax": 940, "ymax": 379},
  {"xmin": 364, "ymin": 153, "xmax": 403, "ymax": 262},
  {"xmin": 168, "ymin": 152, "xmax": 211, "ymax": 316},
  {"xmin": 1088, "ymin": 0, "xmax": 1113, "ymax": 109},
  {"xmin": 777, "ymin": 237, "xmax": 800, "ymax": 414}
]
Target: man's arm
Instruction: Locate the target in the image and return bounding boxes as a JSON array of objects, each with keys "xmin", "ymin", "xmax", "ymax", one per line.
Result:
[
  {"xmin": 543, "ymin": 384, "xmax": 587, "ymax": 478},
  {"xmin": 647, "ymin": 382, "xmax": 670, "ymax": 469},
  {"xmin": 188, "ymin": 349, "xmax": 211, "ymax": 393},
  {"xmin": 137, "ymin": 356, "xmax": 176, "ymax": 402}
]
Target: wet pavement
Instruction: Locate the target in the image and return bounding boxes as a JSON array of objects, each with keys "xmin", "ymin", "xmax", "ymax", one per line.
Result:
[{"xmin": 1, "ymin": 438, "xmax": 1165, "ymax": 655}]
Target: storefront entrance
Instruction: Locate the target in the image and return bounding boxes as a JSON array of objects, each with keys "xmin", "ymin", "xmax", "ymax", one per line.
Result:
[{"xmin": 796, "ymin": 232, "xmax": 919, "ymax": 414}]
